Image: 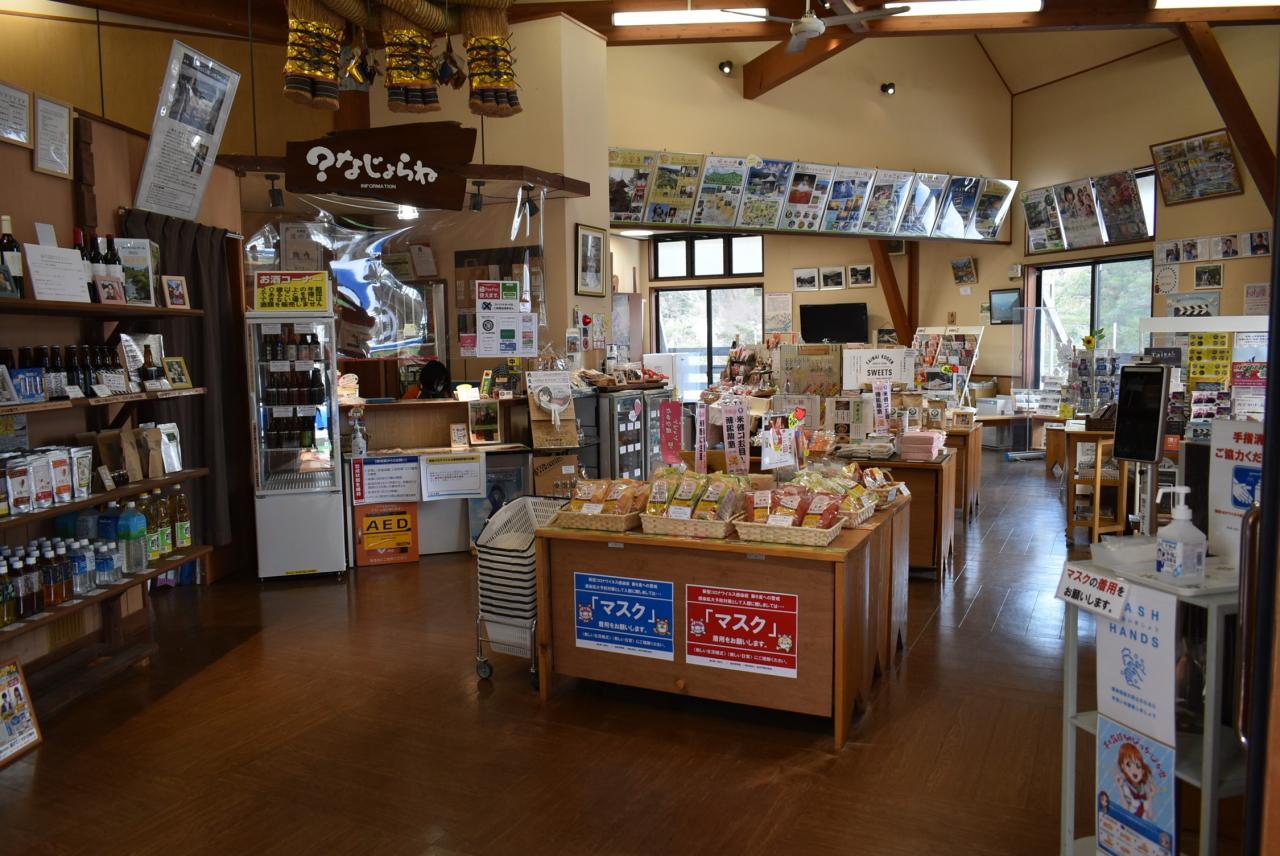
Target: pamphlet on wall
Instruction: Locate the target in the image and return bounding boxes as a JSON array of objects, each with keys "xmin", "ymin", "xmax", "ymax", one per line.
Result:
[
  {"xmin": 135, "ymin": 41, "xmax": 241, "ymax": 220},
  {"xmin": 692, "ymin": 155, "xmax": 748, "ymax": 227},
  {"xmin": 778, "ymin": 162, "xmax": 834, "ymax": 232},
  {"xmin": 644, "ymin": 151, "xmax": 703, "ymax": 226},
  {"xmin": 736, "ymin": 158, "xmax": 794, "ymax": 230}
]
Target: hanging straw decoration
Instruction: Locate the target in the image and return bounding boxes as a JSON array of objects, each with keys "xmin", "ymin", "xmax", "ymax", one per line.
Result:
[
  {"xmin": 283, "ymin": 0, "xmax": 345, "ymax": 110},
  {"xmin": 462, "ymin": 1, "xmax": 521, "ymax": 118},
  {"xmin": 381, "ymin": 7, "xmax": 440, "ymax": 112}
]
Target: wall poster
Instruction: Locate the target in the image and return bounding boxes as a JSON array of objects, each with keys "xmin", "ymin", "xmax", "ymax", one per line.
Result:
[
  {"xmin": 1094, "ymin": 170, "xmax": 1148, "ymax": 243},
  {"xmin": 859, "ymin": 170, "xmax": 914, "ymax": 235},
  {"xmin": 692, "ymin": 155, "xmax": 749, "ymax": 227},
  {"xmin": 821, "ymin": 166, "xmax": 875, "ymax": 233},
  {"xmin": 1021, "ymin": 186, "xmax": 1067, "ymax": 252},
  {"xmin": 969, "ymin": 178, "xmax": 1018, "ymax": 240},
  {"xmin": 607, "ymin": 148, "xmax": 655, "ymax": 223},
  {"xmin": 0, "ymin": 661, "xmax": 40, "ymax": 769},
  {"xmin": 779, "ymin": 162, "xmax": 835, "ymax": 232},
  {"xmin": 135, "ymin": 41, "xmax": 241, "ymax": 220},
  {"xmin": 736, "ymin": 158, "xmax": 795, "ymax": 230},
  {"xmin": 1052, "ymin": 179, "xmax": 1104, "ymax": 248},
  {"xmin": 644, "ymin": 151, "xmax": 703, "ymax": 225},
  {"xmin": 574, "ymin": 573, "xmax": 675, "ymax": 660},
  {"xmin": 686, "ymin": 584, "xmax": 798, "ymax": 678},
  {"xmin": 1095, "ymin": 715, "xmax": 1176, "ymax": 856},
  {"xmin": 1096, "ymin": 583, "xmax": 1177, "ymax": 745},
  {"xmin": 1150, "ymin": 128, "xmax": 1242, "ymax": 205}
]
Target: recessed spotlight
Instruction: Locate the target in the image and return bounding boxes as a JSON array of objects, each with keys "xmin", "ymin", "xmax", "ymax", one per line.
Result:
[
  {"xmin": 880, "ymin": 82, "xmax": 896, "ymax": 95},
  {"xmin": 469, "ymin": 180, "xmax": 485, "ymax": 213},
  {"xmin": 718, "ymin": 60, "xmax": 734, "ymax": 76}
]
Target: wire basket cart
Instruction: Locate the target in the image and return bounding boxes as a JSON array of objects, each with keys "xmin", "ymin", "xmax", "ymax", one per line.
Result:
[{"xmin": 474, "ymin": 496, "xmax": 565, "ymax": 688}]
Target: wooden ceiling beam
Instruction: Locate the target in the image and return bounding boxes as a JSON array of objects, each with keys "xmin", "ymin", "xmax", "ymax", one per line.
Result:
[
  {"xmin": 869, "ymin": 239, "xmax": 911, "ymax": 345},
  {"xmin": 56, "ymin": 0, "xmax": 289, "ymax": 43},
  {"xmin": 742, "ymin": 35, "xmax": 862, "ymax": 99},
  {"xmin": 1179, "ymin": 22, "xmax": 1277, "ymax": 217}
]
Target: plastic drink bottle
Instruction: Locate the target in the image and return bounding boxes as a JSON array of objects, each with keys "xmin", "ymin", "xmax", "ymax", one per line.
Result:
[
  {"xmin": 119, "ymin": 501, "xmax": 149, "ymax": 574},
  {"xmin": 76, "ymin": 506, "xmax": 100, "ymax": 540},
  {"xmin": 98, "ymin": 500, "xmax": 121, "ymax": 541},
  {"xmin": 95, "ymin": 545, "xmax": 115, "ymax": 587},
  {"xmin": 1155, "ymin": 486, "xmax": 1207, "ymax": 582},
  {"xmin": 153, "ymin": 489, "xmax": 172, "ymax": 555}
]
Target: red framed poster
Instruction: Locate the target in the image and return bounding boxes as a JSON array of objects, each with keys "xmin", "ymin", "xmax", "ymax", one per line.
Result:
[{"xmin": 685, "ymin": 585, "xmax": 798, "ymax": 678}]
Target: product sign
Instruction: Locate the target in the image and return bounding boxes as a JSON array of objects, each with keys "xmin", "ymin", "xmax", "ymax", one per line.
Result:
[
  {"xmin": 350, "ymin": 455, "xmax": 421, "ymax": 505},
  {"xmin": 1055, "ymin": 563, "xmax": 1130, "ymax": 620},
  {"xmin": 1096, "ymin": 715, "xmax": 1176, "ymax": 856},
  {"xmin": 421, "ymin": 452, "xmax": 486, "ymax": 500},
  {"xmin": 659, "ymin": 400, "xmax": 683, "ymax": 465},
  {"xmin": 353, "ymin": 502, "xmax": 418, "ymax": 566},
  {"xmin": 475, "ymin": 311, "xmax": 537, "ymax": 358},
  {"xmin": 1208, "ymin": 420, "xmax": 1264, "ymax": 561},
  {"xmin": 1096, "ymin": 582, "xmax": 1177, "ymax": 745},
  {"xmin": 694, "ymin": 402, "xmax": 708, "ymax": 474},
  {"xmin": 0, "ymin": 660, "xmax": 40, "ymax": 768},
  {"xmin": 476, "ymin": 280, "xmax": 521, "ymax": 313},
  {"xmin": 721, "ymin": 401, "xmax": 749, "ymax": 475},
  {"xmin": 686, "ymin": 584, "xmax": 798, "ymax": 678},
  {"xmin": 254, "ymin": 271, "xmax": 330, "ymax": 312},
  {"xmin": 574, "ymin": 573, "xmax": 674, "ymax": 660},
  {"xmin": 843, "ymin": 348, "xmax": 915, "ymax": 389}
]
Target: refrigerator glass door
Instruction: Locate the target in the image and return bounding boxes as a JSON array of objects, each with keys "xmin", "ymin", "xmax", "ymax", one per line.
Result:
[
  {"xmin": 248, "ymin": 318, "xmax": 341, "ymax": 494},
  {"xmin": 644, "ymin": 390, "xmax": 673, "ymax": 479},
  {"xmin": 610, "ymin": 393, "xmax": 646, "ymax": 480}
]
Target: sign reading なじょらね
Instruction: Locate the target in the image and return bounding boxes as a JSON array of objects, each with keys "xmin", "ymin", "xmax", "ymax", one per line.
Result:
[{"xmin": 284, "ymin": 122, "xmax": 476, "ymax": 211}]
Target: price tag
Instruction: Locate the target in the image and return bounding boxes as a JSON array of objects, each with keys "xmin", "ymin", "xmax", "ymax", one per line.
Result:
[
  {"xmin": 261, "ymin": 323, "xmax": 281, "ymax": 334},
  {"xmin": 767, "ymin": 514, "xmax": 795, "ymax": 527},
  {"xmin": 580, "ymin": 503, "xmax": 605, "ymax": 515},
  {"xmin": 498, "ymin": 390, "xmax": 514, "ymax": 400},
  {"xmin": 271, "ymin": 406, "xmax": 293, "ymax": 418},
  {"xmin": 90, "ymin": 384, "xmax": 113, "ymax": 398},
  {"xmin": 293, "ymin": 361, "xmax": 314, "ymax": 372},
  {"xmin": 1055, "ymin": 565, "xmax": 1129, "ymax": 619},
  {"xmin": 142, "ymin": 380, "xmax": 170, "ymax": 392},
  {"xmin": 64, "ymin": 385, "xmax": 84, "ymax": 399},
  {"xmin": 269, "ymin": 361, "xmax": 291, "ymax": 373},
  {"xmin": 296, "ymin": 405, "xmax": 317, "ymax": 417}
]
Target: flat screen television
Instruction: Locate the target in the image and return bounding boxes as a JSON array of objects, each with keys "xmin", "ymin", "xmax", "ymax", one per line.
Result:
[{"xmin": 799, "ymin": 302, "xmax": 868, "ymax": 344}]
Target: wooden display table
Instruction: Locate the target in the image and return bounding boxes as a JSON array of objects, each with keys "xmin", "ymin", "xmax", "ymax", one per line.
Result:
[
  {"xmin": 1063, "ymin": 429, "xmax": 1130, "ymax": 545},
  {"xmin": 975, "ymin": 413, "xmax": 1067, "ymax": 453},
  {"xmin": 862, "ymin": 450, "xmax": 956, "ymax": 579},
  {"xmin": 1045, "ymin": 423, "xmax": 1066, "ymax": 477},
  {"xmin": 535, "ymin": 496, "xmax": 910, "ymax": 749},
  {"xmin": 944, "ymin": 425, "xmax": 983, "ymax": 523}
]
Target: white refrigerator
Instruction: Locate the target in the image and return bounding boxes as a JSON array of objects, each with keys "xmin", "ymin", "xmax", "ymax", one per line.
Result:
[
  {"xmin": 643, "ymin": 352, "xmax": 699, "ymax": 402},
  {"xmin": 246, "ymin": 313, "xmax": 348, "ymax": 578}
]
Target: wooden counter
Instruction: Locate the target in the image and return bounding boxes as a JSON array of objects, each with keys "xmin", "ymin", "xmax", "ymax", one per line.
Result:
[
  {"xmin": 945, "ymin": 424, "xmax": 983, "ymax": 523},
  {"xmin": 535, "ymin": 496, "xmax": 911, "ymax": 749},
  {"xmin": 863, "ymin": 450, "xmax": 955, "ymax": 578}
]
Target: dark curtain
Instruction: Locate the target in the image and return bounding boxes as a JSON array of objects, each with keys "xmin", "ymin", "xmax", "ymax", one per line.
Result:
[{"xmin": 121, "ymin": 209, "xmax": 233, "ymax": 548}]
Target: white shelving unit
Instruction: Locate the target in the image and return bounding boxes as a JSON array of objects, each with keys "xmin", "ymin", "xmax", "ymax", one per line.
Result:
[{"xmin": 1060, "ymin": 560, "xmax": 1244, "ymax": 856}]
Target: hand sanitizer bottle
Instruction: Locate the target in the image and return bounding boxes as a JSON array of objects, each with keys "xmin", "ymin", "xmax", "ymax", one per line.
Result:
[{"xmin": 1155, "ymin": 486, "xmax": 1206, "ymax": 582}]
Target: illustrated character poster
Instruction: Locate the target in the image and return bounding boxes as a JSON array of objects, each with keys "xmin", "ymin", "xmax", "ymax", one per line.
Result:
[{"xmin": 1096, "ymin": 715, "xmax": 1176, "ymax": 856}]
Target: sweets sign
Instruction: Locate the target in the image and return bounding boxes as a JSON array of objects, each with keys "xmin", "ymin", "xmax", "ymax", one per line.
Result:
[{"xmin": 285, "ymin": 123, "xmax": 475, "ymax": 211}]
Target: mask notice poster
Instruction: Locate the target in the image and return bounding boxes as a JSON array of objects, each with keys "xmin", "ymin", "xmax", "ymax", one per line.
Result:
[
  {"xmin": 1095, "ymin": 715, "xmax": 1176, "ymax": 856},
  {"xmin": 1096, "ymin": 583, "xmax": 1176, "ymax": 745},
  {"xmin": 573, "ymin": 573, "xmax": 674, "ymax": 661},
  {"xmin": 135, "ymin": 41, "xmax": 240, "ymax": 220}
]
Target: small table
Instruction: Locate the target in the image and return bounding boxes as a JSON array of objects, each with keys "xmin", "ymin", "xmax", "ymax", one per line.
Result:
[
  {"xmin": 1063, "ymin": 429, "xmax": 1130, "ymax": 545},
  {"xmin": 945, "ymin": 424, "xmax": 983, "ymax": 523},
  {"xmin": 862, "ymin": 450, "xmax": 956, "ymax": 579},
  {"xmin": 1044, "ymin": 424, "xmax": 1066, "ymax": 477}
]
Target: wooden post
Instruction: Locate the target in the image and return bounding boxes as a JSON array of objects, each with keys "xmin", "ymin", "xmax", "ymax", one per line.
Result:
[
  {"xmin": 742, "ymin": 36, "xmax": 862, "ymax": 100},
  {"xmin": 334, "ymin": 89, "xmax": 371, "ymax": 132},
  {"xmin": 906, "ymin": 241, "xmax": 920, "ymax": 331},
  {"xmin": 868, "ymin": 239, "xmax": 911, "ymax": 344}
]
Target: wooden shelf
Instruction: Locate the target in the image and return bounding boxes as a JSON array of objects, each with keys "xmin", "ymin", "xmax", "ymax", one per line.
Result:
[
  {"xmin": 0, "ymin": 544, "xmax": 212, "ymax": 643},
  {"xmin": 340, "ymin": 396, "xmax": 527, "ymax": 411},
  {"xmin": 0, "ymin": 297, "xmax": 203, "ymax": 319},
  {"xmin": 0, "ymin": 467, "xmax": 209, "ymax": 531},
  {"xmin": 0, "ymin": 386, "xmax": 206, "ymax": 416}
]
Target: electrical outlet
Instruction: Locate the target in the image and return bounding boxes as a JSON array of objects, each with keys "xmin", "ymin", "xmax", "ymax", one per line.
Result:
[{"xmin": 947, "ymin": 311, "xmax": 957, "ymax": 324}]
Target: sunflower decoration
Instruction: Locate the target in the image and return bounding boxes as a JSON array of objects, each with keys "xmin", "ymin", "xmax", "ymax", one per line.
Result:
[{"xmin": 1081, "ymin": 328, "xmax": 1106, "ymax": 350}]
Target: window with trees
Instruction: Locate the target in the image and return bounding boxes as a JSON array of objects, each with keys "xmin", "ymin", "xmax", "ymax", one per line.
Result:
[
  {"xmin": 651, "ymin": 234, "xmax": 764, "ymax": 281},
  {"xmin": 1035, "ymin": 255, "xmax": 1153, "ymax": 382},
  {"xmin": 653, "ymin": 286, "xmax": 763, "ymax": 399}
]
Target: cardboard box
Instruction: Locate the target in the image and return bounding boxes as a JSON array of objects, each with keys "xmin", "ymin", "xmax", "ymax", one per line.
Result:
[{"xmin": 533, "ymin": 453, "xmax": 577, "ymax": 498}]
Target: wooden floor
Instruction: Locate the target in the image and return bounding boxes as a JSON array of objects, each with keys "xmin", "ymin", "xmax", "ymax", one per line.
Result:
[{"xmin": 3, "ymin": 455, "xmax": 1097, "ymax": 855}]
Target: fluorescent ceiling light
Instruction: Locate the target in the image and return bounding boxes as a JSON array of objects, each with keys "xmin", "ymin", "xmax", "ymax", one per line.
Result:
[
  {"xmin": 884, "ymin": 1, "xmax": 1043, "ymax": 14},
  {"xmin": 612, "ymin": 8, "xmax": 768, "ymax": 26},
  {"xmin": 618, "ymin": 229, "xmax": 656, "ymax": 239},
  {"xmin": 1153, "ymin": 1, "xmax": 1276, "ymax": 8}
]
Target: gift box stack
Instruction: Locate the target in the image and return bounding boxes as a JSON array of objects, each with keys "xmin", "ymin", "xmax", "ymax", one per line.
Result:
[{"xmin": 899, "ymin": 429, "xmax": 946, "ymax": 462}]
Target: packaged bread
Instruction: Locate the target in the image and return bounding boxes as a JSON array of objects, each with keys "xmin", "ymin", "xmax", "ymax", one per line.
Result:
[
  {"xmin": 745, "ymin": 489, "xmax": 773, "ymax": 523},
  {"xmin": 665, "ymin": 474, "xmax": 707, "ymax": 520},
  {"xmin": 693, "ymin": 476, "xmax": 737, "ymax": 521},
  {"xmin": 646, "ymin": 475, "xmax": 681, "ymax": 516},
  {"xmin": 568, "ymin": 479, "xmax": 611, "ymax": 513},
  {"xmin": 767, "ymin": 489, "xmax": 810, "ymax": 527},
  {"xmin": 801, "ymin": 493, "xmax": 841, "ymax": 529},
  {"xmin": 601, "ymin": 479, "xmax": 648, "ymax": 515}
]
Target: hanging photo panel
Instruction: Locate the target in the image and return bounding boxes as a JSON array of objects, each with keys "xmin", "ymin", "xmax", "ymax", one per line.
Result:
[
  {"xmin": 1052, "ymin": 179, "xmax": 1104, "ymax": 248},
  {"xmin": 608, "ymin": 148, "xmax": 656, "ymax": 223},
  {"xmin": 692, "ymin": 155, "xmax": 749, "ymax": 227},
  {"xmin": 1094, "ymin": 170, "xmax": 1148, "ymax": 243},
  {"xmin": 897, "ymin": 172, "xmax": 949, "ymax": 237},
  {"xmin": 821, "ymin": 166, "xmax": 875, "ymax": 234},
  {"xmin": 736, "ymin": 158, "xmax": 795, "ymax": 230},
  {"xmin": 779, "ymin": 162, "xmax": 835, "ymax": 232},
  {"xmin": 859, "ymin": 170, "xmax": 914, "ymax": 235},
  {"xmin": 933, "ymin": 176, "xmax": 983, "ymax": 240},
  {"xmin": 968, "ymin": 178, "xmax": 1018, "ymax": 240},
  {"xmin": 1150, "ymin": 128, "xmax": 1242, "ymax": 205},
  {"xmin": 644, "ymin": 151, "xmax": 703, "ymax": 226}
]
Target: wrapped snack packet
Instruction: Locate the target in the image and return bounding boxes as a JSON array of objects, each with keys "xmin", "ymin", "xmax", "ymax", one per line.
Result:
[
  {"xmin": 568, "ymin": 480, "xmax": 611, "ymax": 513},
  {"xmin": 801, "ymin": 493, "xmax": 840, "ymax": 528},
  {"xmin": 666, "ymin": 474, "xmax": 707, "ymax": 520},
  {"xmin": 601, "ymin": 480, "xmax": 649, "ymax": 515},
  {"xmin": 693, "ymin": 476, "xmax": 736, "ymax": 521},
  {"xmin": 746, "ymin": 489, "xmax": 772, "ymax": 523},
  {"xmin": 768, "ymin": 489, "xmax": 810, "ymax": 527},
  {"xmin": 646, "ymin": 475, "xmax": 680, "ymax": 516}
]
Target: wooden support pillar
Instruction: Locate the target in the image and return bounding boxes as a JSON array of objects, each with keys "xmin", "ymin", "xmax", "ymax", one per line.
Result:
[
  {"xmin": 742, "ymin": 36, "xmax": 862, "ymax": 100},
  {"xmin": 869, "ymin": 239, "xmax": 911, "ymax": 344},
  {"xmin": 1179, "ymin": 22, "xmax": 1276, "ymax": 216},
  {"xmin": 906, "ymin": 241, "xmax": 919, "ymax": 332},
  {"xmin": 334, "ymin": 89, "xmax": 371, "ymax": 132}
]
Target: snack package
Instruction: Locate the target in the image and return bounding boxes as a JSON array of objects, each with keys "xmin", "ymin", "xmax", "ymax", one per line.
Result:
[
  {"xmin": 768, "ymin": 489, "xmax": 810, "ymax": 527},
  {"xmin": 746, "ymin": 489, "xmax": 773, "ymax": 523},
  {"xmin": 693, "ymin": 476, "xmax": 737, "ymax": 521},
  {"xmin": 6, "ymin": 457, "xmax": 33, "ymax": 515},
  {"xmin": 646, "ymin": 475, "xmax": 680, "ymax": 516},
  {"xmin": 70, "ymin": 446, "xmax": 94, "ymax": 500},
  {"xmin": 666, "ymin": 474, "xmax": 708, "ymax": 520},
  {"xmin": 44, "ymin": 448, "xmax": 74, "ymax": 504},
  {"xmin": 801, "ymin": 492, "xmax": 840, "ymax": 528},
  {"xmin": 29, "ymin": 452, "xmax": 55, "ymax": 509},
  {"xmin": 568, "ymin": 479, "xmax": 610, "ymax": 512},
  {"xmin": 601, "ymin": 480, "xmax": 648, "ymax": 515}
]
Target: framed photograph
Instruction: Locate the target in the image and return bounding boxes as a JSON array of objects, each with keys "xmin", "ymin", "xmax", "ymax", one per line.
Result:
[
  {"xmin": 1211, "ymin": 233, "xmax": 1241, "ymax": 259},
  {"xmin": 0, "ymin": 80, "xmax": 33, "ymax": 149},
  {"xmin": 574, "ymin": 223, "xmax": 606, "ymax": 297},
  {"xmin": 95, "ymin": 277, "xmax": 126, "ymax": 305},
  {"xmin": 1150, "ymin": 129, "xmax": 1243, "ymax": 205},
  {"xmin": 161, "ymin": 356, "xmax": 193, "ymax": 389},
  {"xmin": 885, "ymin": 239, "xmax": 906, "ymax": 256},
  {"xmin": 468, "ymin": 398, "xmax": 503, "ymax": 445},
  {"xmin": 950, "ymin": 257, "xmax": 978, "ymax": 285},
  {"xmin": 847, "ymin": 264, "xmax": 874, "ymax": 288},
  {"xmin": 792, "ymin": 267, "xmax": 818, "ymax": 292},
  {"xmin": 1182, "ymin": 237, "xmax": 1208, "ymax": 262},
  {"xmin": 0, "ymin": 659, "xmax": 42, "ymax": 769},
  {"xmin": 1193, "ymin": 263, "xmax": 1224, "ymax": 290},
  {"xmin": 989, "ymin": 288, "xmax": 1023, "ymax": 325},
  {"xmin": 32, "ymin": 94, "xmax": 72, "ymax": 180},
  {"xmin": 161, "ymin": 275, "xmax": 190, "ymax": 307},
  {"xmin": 819, "ymin": 266, "xmax": 845, "ymax": 291},
  {"xmin": 1247, "ymin": 230, "xmax": 1272, "ymax": 257}
]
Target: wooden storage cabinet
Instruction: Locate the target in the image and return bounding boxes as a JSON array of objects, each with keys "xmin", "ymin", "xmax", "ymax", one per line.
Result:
[{"xmin": 945, "ymin": 424, "xmax": 983, "ymax": 523}]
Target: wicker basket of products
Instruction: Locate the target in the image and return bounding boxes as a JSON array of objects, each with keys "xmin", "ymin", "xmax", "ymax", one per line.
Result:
[{"xmin": 638, "ymin": 471, "xmax": 747, "ymax": 539}]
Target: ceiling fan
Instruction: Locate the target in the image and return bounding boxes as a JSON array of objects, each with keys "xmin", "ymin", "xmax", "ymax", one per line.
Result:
[{"xmin": 729, "ymin": 2, "xmax": 909, "ymax": 53}]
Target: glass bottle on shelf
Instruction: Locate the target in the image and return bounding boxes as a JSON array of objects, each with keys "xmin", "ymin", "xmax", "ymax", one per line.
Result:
[
  {"xmin": 171, "ymin": 487, "xmax": 192, "ymax": 549},
  {"xmin": 274, "ymin": 328, "xmax": 287, "ymax": 361},
  {"xmin": 286, "ymin": 328, "xmax": 298, "ymax": 361},
  {"xmin": 0, "ymin": 563, "xmax": 14, "ymax": 627},
  {"xmin": 17, "ymin": 346, "xmax": 33, "ymax": 369},
  {"xmin": 141, "ymin": 345, "xmax": 161, "ymax": 382},
  {"xmin": 0, "ymin": 215, "xmax": 25, "ymax": 298},
  {"xmin": 153, "ymin": 488, "xmax": 172, "ymax": 556},
  {"xmin": 24, "ymin": 556, "xmax": 41, "ymax": 615},
  {"xmin": 73, "ymin": 227, "xmax": 97, "ymax": 302},
  {"xmin": 48, "ymin": 344, "xmax": 66, "ymax": 400}
]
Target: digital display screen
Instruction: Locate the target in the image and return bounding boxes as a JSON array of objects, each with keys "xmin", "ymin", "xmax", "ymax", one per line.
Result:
[{"xmin": 1114, "ymin": 365, "xmax": 1169, "ymax": 463}]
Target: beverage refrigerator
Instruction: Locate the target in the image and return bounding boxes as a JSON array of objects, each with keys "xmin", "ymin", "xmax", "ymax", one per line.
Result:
[
  {"xmin": 245, "ymin": 314, "xmax": 348, "ymax": 578},
  {"xmin": 598, "ymin": 390, "xmax": 646, "ymax": 480}
]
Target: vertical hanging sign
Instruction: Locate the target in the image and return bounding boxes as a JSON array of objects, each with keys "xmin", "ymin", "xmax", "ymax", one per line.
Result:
[
  {"xmin": 659, "ymin": 400, "xmax": 683, "ymax": 465},
  {"xmin": 722, "ymin": 402, "xmax": 749, "ymax": 474},
  {"xmin": 872, "ymin": 382, "xmax": 892, "ymax": 433},
  {"xmin": 694, "ymin": 402, "xmax": 708, "ymax": 474}
]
